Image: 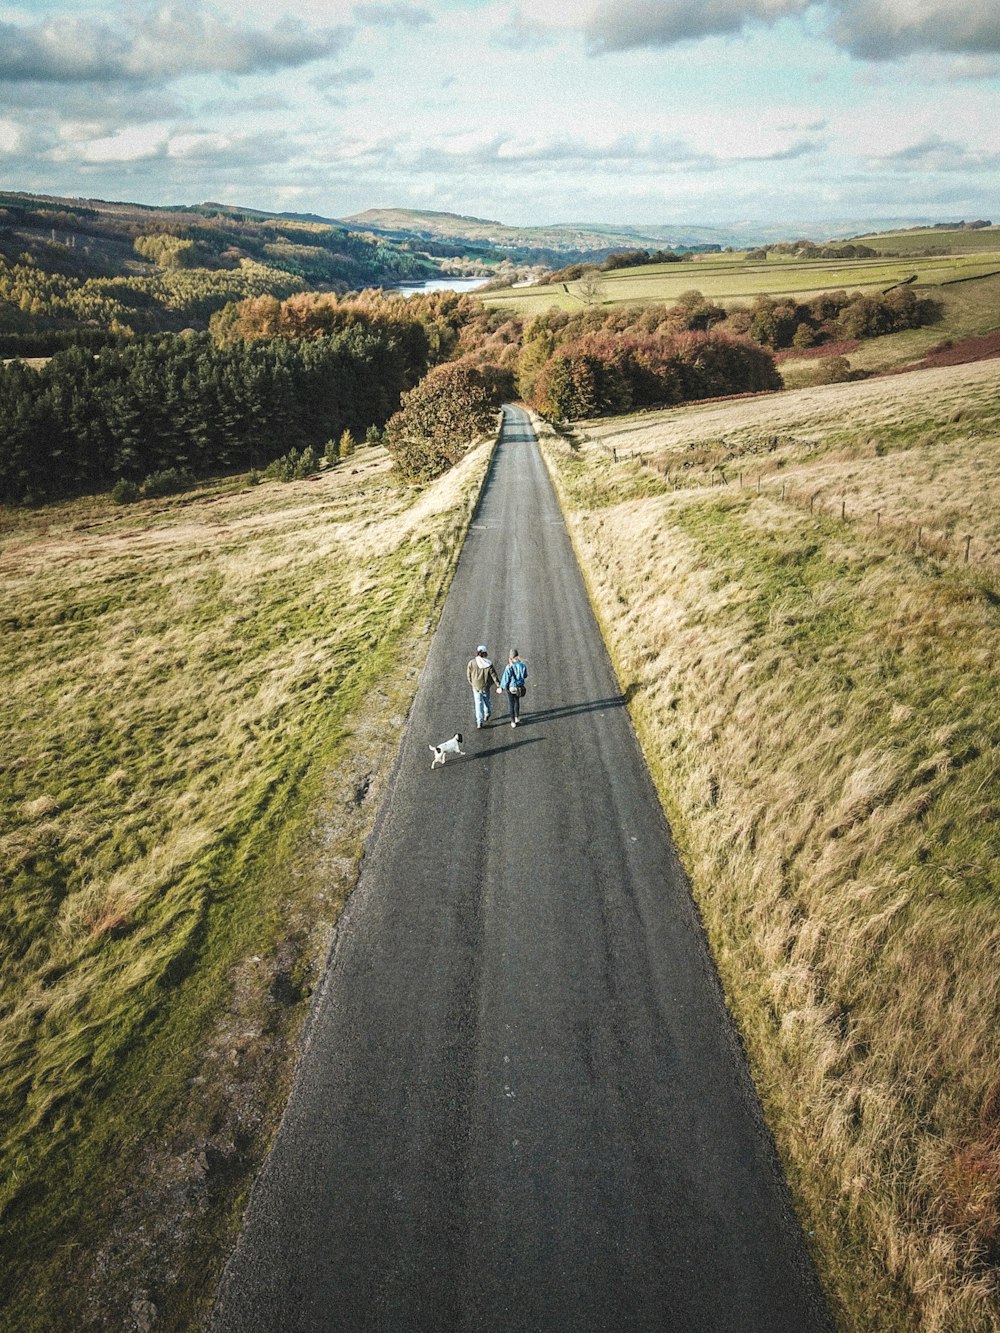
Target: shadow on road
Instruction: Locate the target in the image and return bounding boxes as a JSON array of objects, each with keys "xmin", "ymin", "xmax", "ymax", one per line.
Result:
[
  {"xmin": 516, "ymin": 694, "xmax": 626, "ymax": 726},
  {"xmin": 465, "ymin": 737, "xmax": 544, "ymax": 761}
]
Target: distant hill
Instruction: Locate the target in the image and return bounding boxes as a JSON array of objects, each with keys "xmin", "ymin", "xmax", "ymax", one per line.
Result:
[
  {"xmin": 342, "ymin": 208, "xmax": 969, "ymax": 261},
  {"xmin": 0, "ymin": 191, "xmax": 458, "ymax": 349},
  {"xmin": 2, "ymin": 189, "xmax": 988, "ymax": 353},
  {"xmin": 0, "ymin": 191, "xmax": 441, "ymax": 291},
  {"xmin": 342, "ymin": 208, "xmax": 718, "ymax": 263}
]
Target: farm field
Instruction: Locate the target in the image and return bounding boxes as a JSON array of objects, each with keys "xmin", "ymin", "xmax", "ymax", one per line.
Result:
[
  {"xmin": 481, "ymin": 247, "xmax": 1000, "ymax": 318},
  {"xmin": 0, "ymin": 437, "xmax": 495, "ymax": 1329},
  {"xmin": 535, "ymin": 356, "xmax": 1000, "ymax": 1330},
  {"xmin": 777, "ymin": 271, "xmax": 1000, "ymax": 384},
  {"xmin": 860, "ymin": 225, "xmax": 1000, "ymax": 255}
]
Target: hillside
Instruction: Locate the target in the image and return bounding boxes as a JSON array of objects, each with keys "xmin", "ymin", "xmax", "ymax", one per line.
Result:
[
  {"xmin": 0, "ymin": 436, "xmax": 498, "ymax": 1329},
  {"xmin": 537, "ymin": 356, "xmax": 1000, "ymax": 1329},
  {"xmin": 0, "ymin": 191, "xmax": 447, "ymax": 347},
  {"xmin": 344, "ymin": 208, "xmax": 976, "ymax": 262},
  {"xmin": 0, "ymin": 191, "xmax": 442, "ymax": 288}
]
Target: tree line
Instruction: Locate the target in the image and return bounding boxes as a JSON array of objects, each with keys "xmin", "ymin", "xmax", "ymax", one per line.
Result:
[
  {"xmin": 0, "ymin": 289, "xmax": 525, "ymax": 501},
  {"xmin": 0, "ymin": 277, "xmax": 941, "ymax": 499},
  {"xmin": 0, "ymin": 327, "xmax": 421, "ymax": 504}
]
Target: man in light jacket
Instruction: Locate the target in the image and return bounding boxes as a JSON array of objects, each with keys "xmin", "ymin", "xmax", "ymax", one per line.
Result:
[{"xmin": 467, "ymin": 644, "xmax": 501, "ymax": 728}]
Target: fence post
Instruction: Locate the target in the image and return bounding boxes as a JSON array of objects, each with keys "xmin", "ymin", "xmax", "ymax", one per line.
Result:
[
  {"xmin": 964, "ymin": 535, "xmax": 972, "ymax": 563},
  {"xmin": 612, "ymin": 447, "xmax": 617, "ymax": 462},
  {"xmin": 841, "ymin": 499, "xmax": 846, "ymax": 521},
  {"xmin": 781, "ymin": 483, "xmax": 786, "ymax": 501},
  {"xmin": 739, "ymin": 472, "xmax": 743, "ymax": 490},
  {"xmin": 810, "ymin": 494, "xmax": 815, "ymax": 513},
  {"xmin": 916, "ymin": 525, "xmax": 922, "ymax": 548},
  {"xmin": 876, "ymin": 510, "xmax": 881, "ymax": 531},
  {"xmin": 757, "ymin": 476, "xmax": 761, "ymax": 495}
]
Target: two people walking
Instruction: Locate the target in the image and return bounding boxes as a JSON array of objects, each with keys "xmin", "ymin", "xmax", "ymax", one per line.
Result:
[{"xmin": 467, "ymin": 644, "xmax": 528, "ymax": 730}]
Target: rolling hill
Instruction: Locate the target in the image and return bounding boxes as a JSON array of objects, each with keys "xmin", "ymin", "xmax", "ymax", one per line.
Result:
[{"xmin": 342, "ymin": 207, "xmax": 985, "ymax": 262}]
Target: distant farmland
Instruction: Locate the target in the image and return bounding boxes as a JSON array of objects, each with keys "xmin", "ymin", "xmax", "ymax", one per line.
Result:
[
  {"xmin": 481, "ymin": 247, "xmax": 1000, "ymax": 318},
  {"xmin": 859, "ymin": 224, "xmax": 1000, "ymax": 255}
]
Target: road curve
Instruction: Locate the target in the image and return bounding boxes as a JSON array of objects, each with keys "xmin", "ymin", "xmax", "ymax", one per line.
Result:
[{"xmin": 212, "ymin": 405, "xmax": 830, "ymax": 1332}]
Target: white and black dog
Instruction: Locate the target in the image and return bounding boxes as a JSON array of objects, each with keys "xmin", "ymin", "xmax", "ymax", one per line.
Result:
[{"xmin": 429, "ymin": 733, "xmax": 464, "ymax": 768}]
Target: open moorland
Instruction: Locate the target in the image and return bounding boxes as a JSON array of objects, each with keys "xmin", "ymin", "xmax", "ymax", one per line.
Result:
[
  {"xmin": 535, "ymin": 355, "xmax": 1000, "ymax": 1330},
  {"xmin": 481, "ymin": 231, "xmax": 1000, "ymax": 320},
  {"xmin": 0, "ymin": 435, "xmax": 495, "ymax": 1329}
]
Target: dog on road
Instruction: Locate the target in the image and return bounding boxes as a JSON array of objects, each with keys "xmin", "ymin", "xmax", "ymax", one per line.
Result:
[{"xmin": 429, "ymin": 733, "xmax": 464, "ymax": 768}]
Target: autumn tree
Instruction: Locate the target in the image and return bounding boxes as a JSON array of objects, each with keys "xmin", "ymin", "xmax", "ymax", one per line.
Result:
[{"xmin": 385, "ymin": 362, "xmax": 509, "ymax": 482}]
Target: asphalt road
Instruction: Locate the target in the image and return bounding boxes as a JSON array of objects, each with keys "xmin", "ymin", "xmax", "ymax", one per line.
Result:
[{"xmin": 212, "ymin": 405, "xmax": 831, "ymax": 1332}]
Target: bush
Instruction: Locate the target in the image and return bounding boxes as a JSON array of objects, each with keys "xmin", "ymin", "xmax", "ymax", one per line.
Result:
[
  {"xmin": 296, "ymin": 446, "xmax": 319, "ymax": 478},
  {"xmin": 811, "ymin": 355, "xmax": 857, "ymax": 385},
  {"xmin": 141, "ymin": 467, "xmax": 194, "ymax": 498},
  {"xmin": 265, "ymin": 449, "xmax": 298, "ymax": 481},
  {"xmin": 265, "ymin": 447, "xmax": 320, "ymax": 482},
  {"xmin": 111, "ymin": 479, "xmax": 141, "ymax": 505},
  {"xmin": 385, "ymin": 362, "xmax": 507, "ymax": 482}
]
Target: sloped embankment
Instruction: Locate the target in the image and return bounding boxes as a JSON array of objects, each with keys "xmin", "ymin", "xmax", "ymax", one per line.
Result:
[
  {"xmin": 0, "ymin": 435, "xmax": 495, "ymax": 1329},
  {"xmin": 537, "ymin": 360, "xmax": 1000, "ymax": 1331}
]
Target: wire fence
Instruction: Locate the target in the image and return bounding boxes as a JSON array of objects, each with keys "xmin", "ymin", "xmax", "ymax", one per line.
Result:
[{"xmin": 601, "ymin": 442, "xmax": 988, "ymax": 566}]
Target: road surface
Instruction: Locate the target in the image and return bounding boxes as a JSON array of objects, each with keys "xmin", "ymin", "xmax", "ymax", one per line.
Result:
[{"xmin": 213, "ymin": 405, "xmax": 830, "ymax": 1332}]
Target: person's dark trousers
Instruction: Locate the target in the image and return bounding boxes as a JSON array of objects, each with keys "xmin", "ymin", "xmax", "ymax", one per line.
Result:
[{"xmin": 507, "ymin": 691, "xmax": 520, "ymax": 724}]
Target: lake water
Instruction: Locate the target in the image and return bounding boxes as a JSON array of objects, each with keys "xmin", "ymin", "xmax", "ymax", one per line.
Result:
[{"xmin": 393, "ymin": 277, "xmax": 488, "ymax": 296}]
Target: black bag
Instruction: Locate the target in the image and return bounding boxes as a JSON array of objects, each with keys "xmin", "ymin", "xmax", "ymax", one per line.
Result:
[{"xmin": 511, "ymin": 682, "xmax": 526, "ymax": 698}]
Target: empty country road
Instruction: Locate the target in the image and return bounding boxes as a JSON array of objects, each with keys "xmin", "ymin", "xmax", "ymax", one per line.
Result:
[{"xmin": 212, "ymin": 405, "xmax": 831, "ymax": 1332}]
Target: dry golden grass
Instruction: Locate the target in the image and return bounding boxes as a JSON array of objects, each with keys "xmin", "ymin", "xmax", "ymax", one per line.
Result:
[
  {"xmin": 571, "ymin": 357, "xmax": 1000, "ymax": 565},
  {"xmin": 0, "ymin": 439, "xmax": 495, "ymax": 1328},
  {"xmin": 536, "ymin": 363, "xmax": 1000, "ymax": 1330}
]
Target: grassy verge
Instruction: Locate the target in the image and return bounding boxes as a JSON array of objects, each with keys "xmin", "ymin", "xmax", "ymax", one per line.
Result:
[
  {"xmin": 534, "ymin": 362, "xmax": 1000, "ymax": 1330},
  {"xmin": 0, "ymin": 436, "xmax": 496, "ymax": 1329}
]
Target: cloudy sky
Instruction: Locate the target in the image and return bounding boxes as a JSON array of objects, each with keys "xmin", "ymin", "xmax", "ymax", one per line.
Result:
[{"xmin": 1, "ymin": 0, "xmax": 998, "ymax": 226}]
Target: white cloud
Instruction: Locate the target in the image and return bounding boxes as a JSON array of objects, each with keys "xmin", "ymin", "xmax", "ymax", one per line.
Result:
[
  {"xmin": 872, "ymin": 135, "xmax": 1000, "ymax": 173},
  {"xmin": 510, "ymin": 0, "xmax": 1000, "ymax": 63},
  {"xmin": 0, "ymin": 4, "xmax": 351, "ymax": 84},
  {"xmin": 830, "ymin": 0, "xmax": 1000, "ymax": 59},
  {"xmin": 78, "ymin": 126, "xmax": 167, "ymax": 163},
  {"xmin": 0, "ymin": 117, "xmax": 31, "ymax": 155}
]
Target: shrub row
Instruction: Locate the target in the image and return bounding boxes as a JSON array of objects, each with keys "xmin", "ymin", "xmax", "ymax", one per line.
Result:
[{"xmin": 526, "ymin": 330, "xmax": 782, "ymax": 420}]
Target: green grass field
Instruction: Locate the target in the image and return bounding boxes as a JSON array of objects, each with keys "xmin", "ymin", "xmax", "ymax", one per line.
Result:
[
  {"xmin": 777, "ymin": 270, "xmax": 1000, "ymax": 383},
  {"xmin": 0, "ymin": 440, "xmax": 494, "ymax": 1329},
  {"xmin": 859, "ymin": 225, "xmax": 1000, "ymax": 255},
  {"xmin": 481, "ymin": 248, "xmax": 1000, "ymax": 318},
  {"xmin": 536, "ymin": 357, "xmax": 1000, "ymax": 1331}
]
